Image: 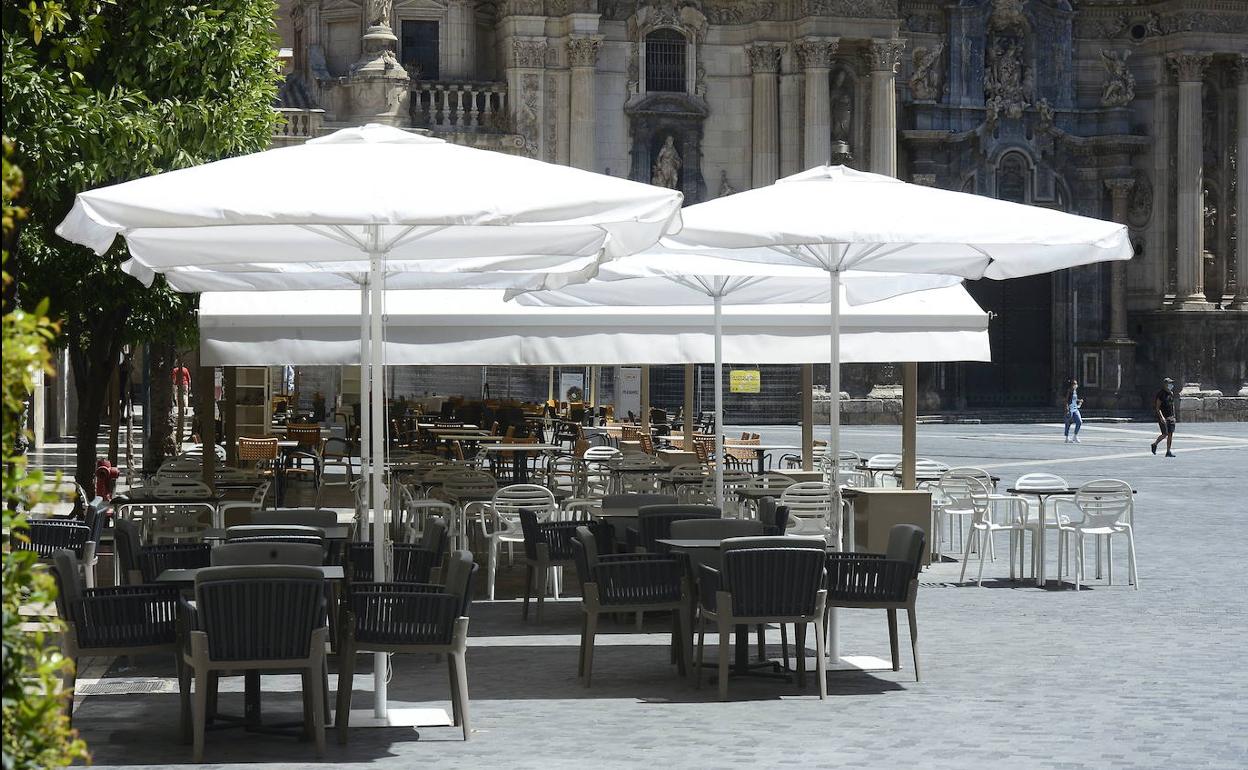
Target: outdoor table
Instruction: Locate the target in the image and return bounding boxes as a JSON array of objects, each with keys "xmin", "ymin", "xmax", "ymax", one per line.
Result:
[
  {"xmin": 1004, "ymin": 485, "xmax": 1137, "ymax": 588},
  {"xmin": 157, "ymin": 564, "xmax": 344, "ymax": 584},
  {"xmin": 418, "ymin": 423, "xmax": 479, "ymax": 431},
  {"xmin": 477, "ymin": 443, "xmax": 563, "ymax": 483},
  {"xmin": 778, "ymin": 470, "xmax": 824, "ymax": 483},
  {"xmin": 735, "ymin": 486, "xmax": 793, "ymax": 503},
  {"xmin": 723, "ymin": 444, "xmax": 802, "ymax": 476},
  {"xmin": 608, "ymin": 464, "xmax": 667, "ymax": 493}
]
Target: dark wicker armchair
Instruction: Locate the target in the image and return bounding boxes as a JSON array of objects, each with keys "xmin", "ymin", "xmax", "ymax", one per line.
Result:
[
  {"xmin": 696, "ymin": 543, "xmax": 828, "ymax": 701},
  {"xmin": 625, "ymin": 503, "xmax": 722, "ymax": 553},
  {"xmin": 50, "ymin": 549, "xmax": 181, "ymax": 721},
  {"xmin": 518, "ymin": 510, "xmax": 611, "ymax": 622},
  {"xmin": 346, "ymin": 542, "xmax": 439, "ymax": 584},
  {"xmin": 114, "ymin": 517, "xmax": 211, "ymax": 585},
  {"xmin": 570, "ymin": 526, "xmax": 690, "ymax": 686},
  {"xmin": 336, "ymin": 550, "xmax": 477, "ymax": 742},
  {"xmin": 824, "ymin": 523, "xmax": 926, "ymax": 681}
]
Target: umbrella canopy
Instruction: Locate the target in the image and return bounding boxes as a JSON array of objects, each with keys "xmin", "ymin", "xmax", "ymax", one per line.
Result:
[
  {"xmin": 667, "ymin": 165, "xmax": 1131, "ymax": 277},
  {"xmin": 56, "ymin": 123, "xmax": 683, "ymax": 290},
  {"xmin": 55, "ymin": 123, "xmax": 685, "ymax": 721},
  {"xmin": 198, "ymin": 285, "xmax": 991, "ymax": 366}
]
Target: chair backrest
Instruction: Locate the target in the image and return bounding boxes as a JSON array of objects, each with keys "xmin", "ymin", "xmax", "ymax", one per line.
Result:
[
  {"xmin": 149, "ymin": 478, "xmax": 212, "ymax": 498},
  {"xmin": 419, "ymin": 516, "xmax": 449, "ymax": 561},
  {"xmin": 491, "ymin": 484, "xmax": 557, "ymax": 519},
  {"xmin": 669, "ymin": 518, "xmax": 766, "ymax": 541},
  {"xmin": 113, "ymin": 517, "xmax": 142, "ymax": 581},
  {"xmin": 323, "ymin": 437, "xmax": 352, "ymax": 459},
  {"xmin": 138, "ymin": 542, "xmax": 213, "ymax": 582},
  {"xmin": 194, "ymin": 565, "xmax": 325, "ymax": 662},
  {"xmin": 600, "ymin": 493, "xmax": 678, "ymax": 511},
  {"xmin": 884, "ymin": 524, "xmax": 927, "ymax": 578},
  {"xmin": 1014, "ymin": 472, "xmax": 1069, "ymax": 491},
  {"xmin": 635, "ymin": 504, "xmax": 721, "ymax": 550},
  {"xmin": 226, "ymin": 524, "xmax": 324, "ymax": 541},
  {"xmin": 212, "ymin": 542, "xmax": 324, "ymax": 566},
  {"xmin": 865, "ymin": 453, "xmax": 903, "ymax": 470},
  {"xmin": 570, "ymin": 526, "xmax": 601, "ymax": 587},
  {"xmin": 780, "ymin": 482, "xmax": 834, "ymax": 518},
  {"xmin": 668, "ymin": 464, "xmax": 710, "ymax": 485},
  {"xmin": 11, "ymin": 519, "xmax": 90, "ymax": 558},
  {"xmin": 441, "ymin": 470, "xmax": 498, "ymax": 500},
  {"xmin": 720, "ymin": 546, "xmax": 826, "ymax": 618},
  {"xmin": 442, "ymin": 550, "xmax": 476, "ymax": 617},
  {"xmin": 743, "ymin": 474, "xmax": 795, "ymax": 494},
  {"xmin": 347, "ymin": 542, "xmax": 438, "ymax": 583},
  {"xmin": 51, "ymin": 549, "xmax": 83, "ymax": 613},
  {"xmin": 938, "ymin": 468, "xmax": 995, "ymax": 508},
  {"xmin": 1074, "ymin": 479, "xmax": 1133, "ymax": 527},
  {"xmin": 237, "ymin": 436, "xmax": 279, "ymax": 463},
  {"xmin": 249, "ymin": 508, "xmax": 338, "ymax": 528},
  {"xmin": 286, "ymin": 423, "xmax": 322, "ymax": 450}
]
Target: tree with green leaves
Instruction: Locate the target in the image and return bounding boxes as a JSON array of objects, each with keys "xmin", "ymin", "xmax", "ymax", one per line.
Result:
[
  {"xmin": 3, "ymin": 137, "xmax": 90, "ymax": 770},
  {"xmin": 3, "ymin": 0, "xmax": 281, "ymax": 488}
]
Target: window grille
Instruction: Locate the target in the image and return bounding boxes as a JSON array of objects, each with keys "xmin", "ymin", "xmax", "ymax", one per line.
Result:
[{"xmin": 645, "ymin": 29, "xmax": 687, "ymax": 93}]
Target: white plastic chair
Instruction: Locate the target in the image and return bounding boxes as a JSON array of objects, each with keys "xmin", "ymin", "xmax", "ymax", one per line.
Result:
[
  {"xmin": 1013, "ymin": 472, "xmax": 1077, "ymax": 578},
  {"xmin": 665, "ymin": 463, "xmax": 710, "ymax": 497},
  {"xmin": 934, "ymin": 468, "xmax": 1005, "ymax": 561},
  {"xmin": 863, "ymin": 454, "xmax": 902, "ymax": 487},
  {"xmin": 736, "ymin": 474, "xmax": 795, "ymax": 518},
  {"xmin": 440, "ymin": 469, "xmax": 498, "ymax": 550},
  {"xmin": 957, "ymin": 478, "xmax": 1035, "ymax": 586},
  {"xmin": 216, "ymin": 480, "xmax": 272, "ymax": 529},
  {"xmin": 479, "ymin": 484, "xmax": 556, "ymax": 600},
  {"xmin": 1067, "ymin": 479, "xmax": 1137, "ymax": 591},
  {"xmin": 780, "ymin": 482, "xmax": 839, "ymax": 545}
]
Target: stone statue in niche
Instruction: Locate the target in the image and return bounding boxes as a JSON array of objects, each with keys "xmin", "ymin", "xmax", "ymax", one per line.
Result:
[
  {"xmin": 1099, "ymin": 50, "xmax": 1135, "ymax": 107},
  {"xmin": 985, "ymin": 38, "xmax": 1031, "ymax": 124},
  {"xmin": 718, "ymin": 170, "xmax": 737, "ymax": 197},
  {"xmin": 651, "ymin": 136, "xmax": 682, "ymax": 189},
  {"xmin": 909, "ymin": 42, "xmax": 944, "ymax": 101},
  {"xmin": 830, "ymin": 69, "xmax": 853, "ymax": 143}
]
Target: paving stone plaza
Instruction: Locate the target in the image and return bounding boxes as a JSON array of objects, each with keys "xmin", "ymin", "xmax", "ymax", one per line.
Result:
[{"xmin": 64, "ymin": 421, "xmax": 1247, "ymax": 770}]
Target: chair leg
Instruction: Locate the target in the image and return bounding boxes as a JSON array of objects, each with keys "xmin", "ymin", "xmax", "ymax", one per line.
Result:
[
  {"xmin": 887, "ymin": 609, "xmax": 900, "ymax": 671},
  {"xmin": 177, "ymin": 655, "xmax": 192, "ymax": 744},
  {"xmin": 583, "ymin": 611, "xmax": 598, "ymax": 687},
  {"xmin": 795, "ymin": 623, "xmax": 807, "ymax": 689},
  {"xmin": 1107, "ymin": 537, "xmax": 1114, "ymax": 586},
  {"xmin": 717, "ymin": 619, "xmax": 731, "ymax": 702},
  {"xmin": 756, "ymin": 624, "xmax": 765, "ymax": 660},
  {"xmin": 907, "ymin": 605, "xmax": 921, "ymax": 682},
  {"xmin": 453, "ymin": 651, "xmax": 470, "ymax": 740},
  {"xmin": 696, "ymin": 617, "xmax": 706, "ymax": 689},
  {"xmin": 522, "ymin": 564, "xmax": 533, "ymax": 620},
  {"xmin": 671, "ymin": 609, "xmax": 686, "ymax": 677},
  {"xmin": 335, "ymin": 643, "xmax": 355, "ymax": 744},
  {"xmin": 192, "ymin": 667, "xmax": 209, "ymax": 763},
  {"xmin": 486, "ymin": 540, "xmax": 498, "ymax": 601},
  {"xmin": 577, "ymin": 614, "xmax": 588, "ymax": 678},
  {"xmin": 308, "ymin": 664, "xmax": 326, "ymax": 757},
  {"xmin": 780, "ymin": 624, "xmax": 790, "ymax": 672},
  {"xmin": 976, "ymin": 531, "xmax": 989, "ymax": 586},
  {"xmin": 1075, "ymin": 534, "xmax": 1084, "ymax": 591},
  {"xmin": 1127, "ymin": 530, "xmax": 1139, "ymax": 589},
  {"xmin": 535, "ymin": 562, "xmax": 549, "ymax": 624},
  {"xmin": 814, "ymin": 616, "xmax": 828, "ymax": 700},
  {"xmin": 959, "ymin": 527, "xmax": 975, "ymax": 583},
  {"xmin": 447, "ymin": 652, "xmax": 461, "ymax": 727}
]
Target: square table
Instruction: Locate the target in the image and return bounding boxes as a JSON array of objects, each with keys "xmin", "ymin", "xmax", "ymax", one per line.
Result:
[
  {"xmin": 723, "ymin": 444, "xmax": 801, "ymax": 475},
  {"xmin": 157, "ymin": 565, "xmax": 344, "ymax": 584}
]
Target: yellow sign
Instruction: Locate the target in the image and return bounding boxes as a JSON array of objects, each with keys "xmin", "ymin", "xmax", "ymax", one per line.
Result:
[{"xmin": 729, "ymin": 369, "xmax": 761, "ymax": 394}]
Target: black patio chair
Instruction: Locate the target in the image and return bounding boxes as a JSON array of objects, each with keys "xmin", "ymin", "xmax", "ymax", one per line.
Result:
[{"xmin": 518, "ymin": 510, "xmax": 611, "ymax": 623}]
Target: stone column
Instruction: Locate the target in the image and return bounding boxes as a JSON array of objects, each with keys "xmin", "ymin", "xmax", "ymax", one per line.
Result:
[
  {"xmin": 867, "ymin": 39, "xmax": 905, "ymax": 176},
  {"xmin": 1168, "ymin": 52, "xmax": 1213, "ymax": 309},
  {"xmin": 747, "ymin": 43, "xmax": 783, "ymax": 187},
  {"xmin": 779, "ymin": 55, "xmax": 801, "ymax": 177},
  {"xmin": 1105, "ymin": 179, "xmax": 1136, "ymax": 340},
  {"xmin": 567, "ymin": 36, "xmax": 602, "ymax": 171},
  {"xmin": 444, "ymin": 1, "xmax": 478, "ymax": 80},
  {"xmin": 1234, "ymin": 56, "xmax": 1248, "ymax": 309},
  {"xmin": 796, "ymin": 37, "xmax": 838, "ymax": 168}
]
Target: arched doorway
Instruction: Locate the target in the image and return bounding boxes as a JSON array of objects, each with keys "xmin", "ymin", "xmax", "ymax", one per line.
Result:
[{"xmin": 961, "ymin": 153, "xmax": 1055, "ymax": 407}]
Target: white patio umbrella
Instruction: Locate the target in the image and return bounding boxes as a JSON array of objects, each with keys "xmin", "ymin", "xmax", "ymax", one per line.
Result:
[
  {"xmin": 56, "ymin": 123, "xmax": 683, "ymax": 722},
  {"xmin": 655, "ymin": 165, "xmax": 1133, "ymax": 495},
  {"xmin": 511, "ymin": 252, "xmax": 960, "ymax": 511}
]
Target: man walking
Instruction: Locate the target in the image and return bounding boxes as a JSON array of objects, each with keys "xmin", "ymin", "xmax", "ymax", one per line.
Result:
[{"xmin": 1150, "ymin": 377, "xmax": 1177, "ymax": 458}]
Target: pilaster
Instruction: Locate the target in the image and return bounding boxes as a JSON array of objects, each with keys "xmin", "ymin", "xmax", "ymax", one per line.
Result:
[
  {"xmin": 1233, "ymin": 56, "xmax": 1248, "ymax": 309},
  {"xmin": 796, "ymin": 37, "xmax": 838, "ymax": 169},
  {"xmin": 567, "ymin": 35, "xmax": 602, "ymax": 171},
  {"xmin": 747, "ymin": 43, "xmax": 783, "ymax": 187},
  {"xmin": 866, "ymin": 39, "xmax": 904, "ymax": 177},
  {"xmin": 1168, "ymin": 52, "xmax": 1213, "ymax": 310}
]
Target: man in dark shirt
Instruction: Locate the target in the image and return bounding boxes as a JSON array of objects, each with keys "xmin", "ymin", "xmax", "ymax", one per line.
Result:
[{"xmin": 1150, "ymin": 377, "xmax": 1177, "ymax": 457}]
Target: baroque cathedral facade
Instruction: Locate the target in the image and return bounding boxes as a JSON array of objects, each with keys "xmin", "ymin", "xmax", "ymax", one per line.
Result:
[{"xmin": 275, "ymin": 0, "xmax": 1248, "ymax": 416}]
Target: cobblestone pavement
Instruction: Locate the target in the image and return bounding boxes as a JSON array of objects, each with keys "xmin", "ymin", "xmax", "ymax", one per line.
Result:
[{"xmin": 64, "ymin": 422, "xmax": 1248, "ymax": 769}]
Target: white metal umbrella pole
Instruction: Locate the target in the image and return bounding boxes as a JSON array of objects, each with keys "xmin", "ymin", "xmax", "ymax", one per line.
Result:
[
  {"xmin": 712, "ymin": 292, "xmax": 725, "ymax": 511},
  {"xmin": 828, "ymin": 267, "xmax": 842, "ymax": 662},
  {"xmin": 358, "ymin": 279, "xmax": 371, "ymax": 540},
  {"xmin": 367, "ymin": 227, "xmax": 389, "ymax": 718}
]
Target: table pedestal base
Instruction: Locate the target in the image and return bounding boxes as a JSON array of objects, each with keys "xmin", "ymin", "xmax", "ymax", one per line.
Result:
[{"xmin": 344, "ymin": 707, "xmax": 453, "ymax": 729}]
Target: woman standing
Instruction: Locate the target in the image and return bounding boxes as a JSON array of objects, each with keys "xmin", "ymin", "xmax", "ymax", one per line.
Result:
[{"xmin": 1063, "ymin": 378, "xmax": 1083, "ymax": 443}]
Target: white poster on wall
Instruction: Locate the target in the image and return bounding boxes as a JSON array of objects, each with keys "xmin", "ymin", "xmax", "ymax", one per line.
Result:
[
  {"xmin": 559, "ymin": 372, "xmax": 586, "ymax": 403},
  {"xmin": 617, "ymin": 367, "xmax": 641, "ymax": 420}
]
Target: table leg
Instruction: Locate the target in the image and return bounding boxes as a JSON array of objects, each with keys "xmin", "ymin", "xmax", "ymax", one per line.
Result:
[{"xmin": 734, "ymin": 624, "xmax": 749, "ymax": 674}]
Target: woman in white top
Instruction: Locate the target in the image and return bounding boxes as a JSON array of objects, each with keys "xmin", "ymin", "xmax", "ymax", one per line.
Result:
[{"xmin": 1063, "ymin": 378, "xmax": 1083, "ymax": 443}]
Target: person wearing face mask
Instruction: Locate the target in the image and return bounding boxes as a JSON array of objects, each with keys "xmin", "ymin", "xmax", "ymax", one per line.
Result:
[
  {"xmin": 1063, "ymin": 378, "xmax": 1083, "ymax": 443},
  {"xmin": 1150, "ymin": 377, "xmax": 1177, "ymax": 457}
]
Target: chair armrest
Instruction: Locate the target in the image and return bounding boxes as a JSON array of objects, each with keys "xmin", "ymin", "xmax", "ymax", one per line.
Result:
[
  {"xmin": 696, "ymin": 564, "xmax": 721, "ymax": 612},
  {"xmin": 591, "ymin": 557, "xmax": 684, "ymax": 605},
  {"xmin": 347, "ymin": 584, "xmax": 460, "ymax": 645},
  {"xmin": 824, "ymin": 556, "xmax": 913, "ymax": 603}
]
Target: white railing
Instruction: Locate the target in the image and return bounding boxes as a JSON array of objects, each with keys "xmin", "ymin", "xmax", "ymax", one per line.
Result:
[
  {"xmin": 274, "ymin": 107, "xmax": 325, "ymax": 139},
  {"xmin": 410, "ymin": 82, "xmax": 508, "ymax": 131}
]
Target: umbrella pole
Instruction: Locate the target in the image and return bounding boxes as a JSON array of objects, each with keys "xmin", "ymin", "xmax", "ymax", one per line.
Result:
[
  {"xmin": 359, "ymin": 281, "xmax": 370, "ymax": 539},
  {"xmin": 828, "ymin": 269, "xmax": 841, "ymax": 662},
  {"xmin": 713, "ymin": 294, "xmax": 725, "ymax": 512},
  {"xmin": 368, "ymin": 231, "xmax": 389, "ymax": 718}
]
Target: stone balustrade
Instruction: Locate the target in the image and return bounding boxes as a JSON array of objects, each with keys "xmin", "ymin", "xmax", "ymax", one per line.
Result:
[
  {"xmin": 272, "ymin": 107, "xmax": 325, "ymax": 146},
  {"xmin": 410, "ymin": 81, "xmax": 508, "ymax": 132}
]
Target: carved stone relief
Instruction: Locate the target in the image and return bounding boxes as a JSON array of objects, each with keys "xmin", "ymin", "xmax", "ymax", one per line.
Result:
[
  {"xmin": 794, "ymin": 38, "xmax": 838, "ymax": 70},
  {"xmin": 704, "ymin": 1, "xmax": 775, "ymax": 25},
  {"xmin": 1099, "ymin": 50, "xmax": 1135, "ymax": 108},
  {"xmin": 799, "ymin": 0, "xmax": 897, "ymax": 18},
  {"xmin": 567, "ymin": 36, "xmax": 602, "ymax": 68},
  {"xmin": 512, "ymin": 39, "xmax": 549, "ymax": 69},
  {"xmin": 909, "ymin": 42, "xmax": 944, "ymax": 101},
  {"xmin": 1128, "ymin": 170, "xmax": 1153, "ymax": 229},
  {"xmin": 517, "ymin": 72, "xmax": 540, "ymax": 157},
  {"xmin": 746, "ymin": 43, "xmax": 783, "ymax": 75},
  {"xmin": 830, "ymin": 68, "xmax": 853, "ymax": 143}
]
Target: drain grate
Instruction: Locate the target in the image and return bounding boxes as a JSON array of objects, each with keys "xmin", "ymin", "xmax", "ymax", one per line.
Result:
[{"xmin": 78, "ymin": 678, "xmax": 179, "ymax": 696}]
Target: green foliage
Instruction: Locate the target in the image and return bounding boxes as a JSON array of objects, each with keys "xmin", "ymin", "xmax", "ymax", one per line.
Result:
[
  {"xmin": 3, "ymin": 0, "xmax": 281, "ymax": 486},
  {"xmin": 2, "ymin": 139, "xmax": 89, "ymax": 770}
]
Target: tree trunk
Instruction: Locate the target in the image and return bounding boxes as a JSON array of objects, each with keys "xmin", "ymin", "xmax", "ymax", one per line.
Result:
[
  {"xmin": 69, "ymin": 339, "xmax": 122, "ymax": 492},
  {"xmin": 107, "ymin": 365, "xmax": 120, "ymax": 465},
  {"xmin": 144, "ymin": 342, "xmax": 176, "ymax": 474}
]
